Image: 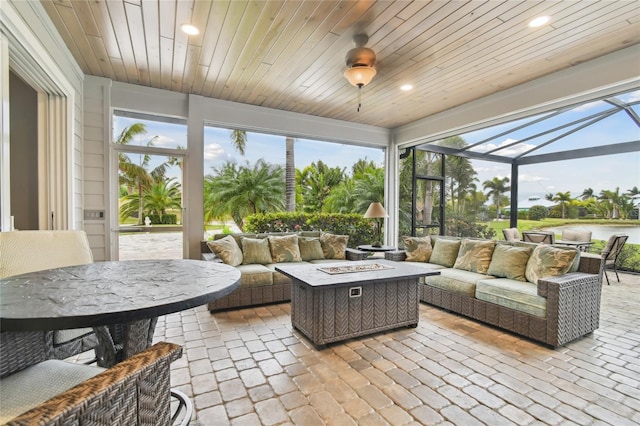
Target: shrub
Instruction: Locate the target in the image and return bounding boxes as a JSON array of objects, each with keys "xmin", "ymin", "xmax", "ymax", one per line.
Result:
[
  {"xmin": 147, "ymin": 214, "xmax": 177, "ymax": 224},
  {"xmin": 445, "ymin": 217, "xmax": 496, "ymax": 239},
  {"xmin": 244, "ymin": 212, "xmax": 375, "ymax": 247},
  {"xmin": 528, "ymin": 205, "xmax": 549, "ymax": 221}
]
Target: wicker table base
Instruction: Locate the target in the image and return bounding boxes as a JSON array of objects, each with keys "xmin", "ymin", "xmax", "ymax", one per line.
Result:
[{"xmin": 277, "ymin": 260, "xmax": 439, "ymax": 348}]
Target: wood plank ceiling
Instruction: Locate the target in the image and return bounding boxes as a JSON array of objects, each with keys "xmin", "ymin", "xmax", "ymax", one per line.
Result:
[{"xmin": 41, "ymin": 0, "xmax": 640, "ymax": 129}]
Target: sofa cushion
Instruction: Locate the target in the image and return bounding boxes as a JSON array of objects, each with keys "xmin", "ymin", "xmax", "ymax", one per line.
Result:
[
  {"xmin": 320, "ymin": 233, "xmax": 349, "ymax": 260},
  {"xmin": 242, "ymin": 237, "xmax": 273, "ymax": 265},
  {"xmin": 476, "ymin": 278, "xmax": 547, "ymax": 318},
  {"xmin": 525, "ymin": 245, "xmax": 577, "ymax": 284},
  {"xmin": 237, "ymin": 264, "xmax": 274, "ymax": 286},
  {"xmin": 487, "ymin": 244, "xmax": 533, "ymax": 281},
  {"xmin": 429, "ymin": 239, "xmax": 461, "ymax": 267},
  {"xmin": 206, "ymin": 235, "xmax": 243, "ymax": 266},
  {"xmin": 453, "ymin": 239, "xmax": 496, "ymax": 274},
  {"xmin": 403, "ymin": 236, "xmax": 432, "ymax": 262},
  {"xmin": 265, "ymin": 263, "xmax": 309, "ymax": 285},
  {"xmin": 425, "ymin": 268, "xmax": 494, "ymax": 297},
  {"xmin": 268, "ymin": 234, "xmax": 302, "ymax": 263},
  {"xmin": 298, "ymin": 237, "xmax": 325, "ymax": 261},
  {"xmin": 308, "ymin": 259, "xmax": 351, "ymax": 265}
]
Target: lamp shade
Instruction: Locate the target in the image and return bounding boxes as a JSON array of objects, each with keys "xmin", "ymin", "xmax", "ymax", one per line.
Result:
[
  {"xmin": 363, "ymin": 202, "xmax": 387, "ymax": 219},
  {"xmin": 344, "ymin": 66, "xmax": 377, "ymax": 87}
]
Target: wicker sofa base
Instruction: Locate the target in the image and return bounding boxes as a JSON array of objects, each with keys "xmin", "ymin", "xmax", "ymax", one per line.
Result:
[
  {"xmin": 421, "ymin": 271, "xmax": 602, "ymax": 347},
  {"xmin": 208, "ymin": 282, "xmax": 291, "ymax": 312}
]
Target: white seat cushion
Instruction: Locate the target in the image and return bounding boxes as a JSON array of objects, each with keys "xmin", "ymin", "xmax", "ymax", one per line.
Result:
[{"xmin": 0, "ymin": 360, "xmax": 104, "ymax": 423}]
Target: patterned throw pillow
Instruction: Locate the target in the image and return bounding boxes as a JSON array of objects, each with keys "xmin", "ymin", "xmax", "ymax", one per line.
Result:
[
  {"xmin": 429, "ymin": 239, "xmax": 461, "ymax": 268},
  {"xmin": 453, "ymin": 239, "xmax": 497, "ymax": 274},
  {"xmin": 206, "ymin": 235, "xmax": 243, "ymax": 266},
  {"xmin": 241, "ymin": 237, "xmax": 273, "ymax": 265},
  {"xmin": 320, "ymin": 233, "xmax": 349, "ymax": 260},
  {"xmin": 402, "ymin": 236, "xmax": 432, "ymax": 262},
  {"xmin": 487, "ymin": 244, "xmax": 533, "ymax": 281},
  {"xmin": 298, "ymin": 237, "xmax": 325, "ymax": 261},
  {"xmin": 525, "ymin": 245, "xmax": 578, "ymax": 284},
  {"xmin": 268, "ymin": 234, "xmax": 302, "ymax": 263}
]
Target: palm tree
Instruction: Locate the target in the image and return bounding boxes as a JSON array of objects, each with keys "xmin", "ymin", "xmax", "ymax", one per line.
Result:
[
  {"xmin": 230, "ymin": 129, "xmax": 247, "ymax": 155},
  {"xmin": 482, "ymin": 176, "xmax": 510, "ymax": 219},
  {"xmin": 204, "ymin": 160, "xmax": 285, "ymax": 230},
  {"xmin": 142, "ymin": 178, "xmax": 182, "ymax": 222},
  {"xmin": 551, "ymin": 191, "xmax": 573, "ymax": 219},
  {"xmin": 580, "ymin": 187, "xmax": 595, "ymax": 200},
  {"xmin": 298, "ymin": 161, "xmax": 345, "ymax": 213}
]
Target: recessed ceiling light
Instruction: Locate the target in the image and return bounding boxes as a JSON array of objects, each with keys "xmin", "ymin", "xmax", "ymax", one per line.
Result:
[
  {"xmin": 181, "ymin": 24, "xmax": 199, "ymax": 35},
  {"xmin": 400, "ymin": 84, "xmax": 413, "ymax": 91},
  {"xmin": 528, "ymin": 16, "xmax": 551, "ymax": 28}
]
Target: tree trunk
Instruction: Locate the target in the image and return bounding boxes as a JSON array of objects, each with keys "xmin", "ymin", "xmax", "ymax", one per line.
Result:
[{"xmin": 285, "ymin": 137, "xmax": 296, "ymax": 211}]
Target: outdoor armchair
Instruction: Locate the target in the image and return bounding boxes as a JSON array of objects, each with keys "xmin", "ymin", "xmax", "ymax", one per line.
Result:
[
  {"xmin": 582, "ymin": 234, "xmax": 629, "ymax": 285},
  {"xmin": 0, "ymin": 230, "xmax": 98, "ymax": 361},
  {"xmin": 1, "ymin": 341, "xmax": 182, "ymax": 425}
]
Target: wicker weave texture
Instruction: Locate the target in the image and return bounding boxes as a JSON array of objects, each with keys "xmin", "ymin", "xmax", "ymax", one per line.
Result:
[
  {"xmin": 292, "ymin": 277, "xmax": 420, "ymax": 347},
  {"xmin": 6, "ymin": 342, "xmax": 181, "ymax": 426},
  {"xmin": 421, "ymin": 272, "xmax": 601, "ymax": 347}
]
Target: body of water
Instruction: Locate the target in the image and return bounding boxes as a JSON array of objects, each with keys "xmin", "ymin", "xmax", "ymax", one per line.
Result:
[{"xmin": 543, "ymin": 224, "xmax": 640, "ymax": 245}]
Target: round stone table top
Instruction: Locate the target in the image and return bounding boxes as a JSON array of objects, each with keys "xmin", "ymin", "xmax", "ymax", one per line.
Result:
[{"xmin": 0, "ymin": 259, "xmax": 240, "ymax": 331}]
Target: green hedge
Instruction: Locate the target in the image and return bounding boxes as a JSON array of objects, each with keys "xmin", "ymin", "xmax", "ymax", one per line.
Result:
[
  {"xmin": 243, "ymin": 212, "xmax": 376, "ymax": 248},
  {"xmin": 147, "ymin": 214, "xmax": 177, "ymax": 225}
]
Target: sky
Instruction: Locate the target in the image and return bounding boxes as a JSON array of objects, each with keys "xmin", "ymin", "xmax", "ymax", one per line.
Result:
[{"xmin": 113, "ymin": 90, "xmax": 639, "ymax": 202}]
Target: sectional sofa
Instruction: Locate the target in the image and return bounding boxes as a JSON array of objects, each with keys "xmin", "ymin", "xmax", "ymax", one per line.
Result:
[
  {"xmin": 201, "ymin": 231, "xmax": 368, "ymax": 311},
  {"xmin": 385, "ymin": 236, "xmax": 601, "ymax": 347}
]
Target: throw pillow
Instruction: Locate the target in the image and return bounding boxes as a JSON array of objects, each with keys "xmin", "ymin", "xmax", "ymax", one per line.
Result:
[
  {"xmin": 487, "ymin": 244, "xmax": 533, "ymax": 281},
  {"xmin": 525, "ymin": 245, "xmax": 578, "ymax": 284},
  {"xmin": 429, "ymin": 238, "xmax": 461, "ymax": 268},
  {"xmin": 453, "ymin": 239, "xmax": 497, "ymax": 274},
  {"xmin": 241, "ymin": 237, "xmax": 273, "ymax": 265},
  {"xmin": 320, "ymin": 232, "xmax": 349, "ymax": 260},
  {"xmin": 268, "ymin": 234, "xmax": 302, "ymax": 263},
  {"xmin": 298, "ymin": 237, "xmax": 325, "ymax": 261},
  {"xmin": 206, "ymin": 235, "xmax": 243, "ymax": 266},
  {"xmin": 402, "ymin": 236, "xmax": 432, "ymax": 262}
]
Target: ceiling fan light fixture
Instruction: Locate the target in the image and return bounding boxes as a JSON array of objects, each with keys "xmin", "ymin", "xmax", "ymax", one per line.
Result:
[{"xmin": 344, "ymin": 65, "xmax": 377, "ymax": 87}]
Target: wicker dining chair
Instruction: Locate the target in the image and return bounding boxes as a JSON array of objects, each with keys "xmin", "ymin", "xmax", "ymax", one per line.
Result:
[
  {"xmin": 0, "ymin": 231, "xmax": 98, "ymax": 360},
  {"xmin": 1, "ymin": 342, "xmax": 182, "ymax": 426}
]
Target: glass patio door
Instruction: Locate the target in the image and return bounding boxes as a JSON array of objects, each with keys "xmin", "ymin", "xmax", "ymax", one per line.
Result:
[{"xmin": 112, "ymin": 111, "xmax": 187, "ymax": 260}]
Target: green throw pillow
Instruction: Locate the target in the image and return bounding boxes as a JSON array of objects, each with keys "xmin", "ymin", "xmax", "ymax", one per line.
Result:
[
  {"xmin": 525, "ymin": 245, "xmax": 577, "ymax": 284},
  {"xmin": 242, "ymin": 237, "xmax": 273, "ymax": 265},
  {"xmin": 453, "ymin": 239, "xmax": 496, "ymax": 274},
  {"xmin": 206, "ymin": 235, "xmax": 243, "ymax": 266},
  {"xmin": 268, "ymin": 234, "xmax": 302, "ymax": 263},
  {"xmin": 429, "ymin": 239, "xmax": 461, "ymax": 268},
  {"xmin": 487, "ymin": 244, "xmax": 533, "ymax": 281},
  {"xmin": 402, "ymin": 236, "xmax": 432, "ymax": 262},
  {"xmin": 298, "ymin": 237, "xmax": 325, "ymax": 261},
  {"xmin": 320, "ymin": 233, "xmax": 349, "ymax": 260}
]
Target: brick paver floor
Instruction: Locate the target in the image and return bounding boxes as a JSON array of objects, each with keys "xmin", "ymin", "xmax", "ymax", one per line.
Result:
[{"xmin": 150, "ymin": 271, "xmax": 640, "ymax": 425}]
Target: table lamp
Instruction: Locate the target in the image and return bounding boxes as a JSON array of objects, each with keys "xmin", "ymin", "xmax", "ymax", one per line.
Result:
[{"xmin": 363, "ymin": 202, "xmax": 388, "ymax": 247}]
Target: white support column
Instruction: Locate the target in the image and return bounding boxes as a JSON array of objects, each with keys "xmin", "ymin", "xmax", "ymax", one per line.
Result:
[{"xmin": 186, "ymin": 94, "xmax": 205, "ymax": 259}]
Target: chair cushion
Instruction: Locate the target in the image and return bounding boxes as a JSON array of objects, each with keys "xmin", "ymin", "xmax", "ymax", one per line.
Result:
[
  {"xmin": 268, "ymin": 235, "xmax": 302, "ymax": 263},
  {"xmin": 298, "ymin": 237, "xmax": 325, "ymax": 261},
  {"xmin": 207, "ymin": 235, "xmax": 243, "ymax": 266},
  {"xmin": 476, "ymin": 278, "xmax": 547, "ymax": 318},
  {"xmin": 425, "ymin": 268, "xmax": 494, "ymax": 297},
  {"xmin": 487, "ymin": 244, "xmax": 533, "ymax": 282},
  {"xmin": 236, "ymin": 264, "xmax": 273, "ymax": 286},
  {"xmin": 402, "ymin": 236, "xmax": 432, "ymax": 262},
  {"xmin": 0, "ymin": 360, "xmax": 104, "ymax": 424},
  {"xmin": 53, "ymin": 328, "xmax": 95, "ymax": 346},
  {"xmin": 561, "ymin": 229, "xmax": 591, "ymax": 242},
  {"xmin": 242, "ymin": 238, "xmax": 273, "ymax": 265},
  {"xmin": 525, "ymin": 245, "xmax": 577, "ymax": 284},
  {"xmin": 503, "ymin": 228, "xmax": 521, "ymax": 241},
  {"xmin": 429, "ymin": 239, "xmax": 461, "ymax": 268},
  {"xmin": 320, "ymin": 233, "xmax": 349, "ymax": 260},
  {"xmin": 453, "ymin": 239, "xmax": 496, "ymax": 274}
]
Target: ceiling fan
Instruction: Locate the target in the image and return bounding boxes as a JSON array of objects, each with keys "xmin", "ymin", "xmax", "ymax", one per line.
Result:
[{"xmin": 344, "ymin": 34, "xmax": 377, "ymax": 112}]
